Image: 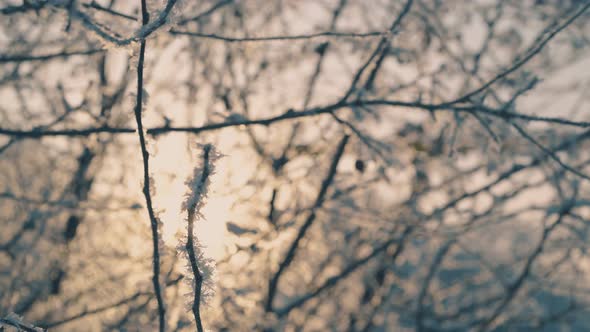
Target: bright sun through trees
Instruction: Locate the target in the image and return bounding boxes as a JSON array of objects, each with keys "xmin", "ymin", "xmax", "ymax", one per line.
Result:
[{"xmin": 1, "ymin": 0, "xmax": 590, "ymax": 331}]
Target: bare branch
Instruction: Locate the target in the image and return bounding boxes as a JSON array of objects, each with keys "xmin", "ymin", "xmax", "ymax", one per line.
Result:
[
  {"xmin": 132, "ymin": 1, "xmax": 166, "ymax": 330},
  {"xmin": 266, "ymin": 134, "xmax": 350, "ymax": 312},
  {"xmin": 170, "ymin": 30, "xmax": 387, "ymax": 42},
  {"xmin": 446, "ymin": 2, "xmax": 590, "ymax": 105},
  {"xmin": 0, "ymin": 49, "xmax": 104, "ymax": 63}
]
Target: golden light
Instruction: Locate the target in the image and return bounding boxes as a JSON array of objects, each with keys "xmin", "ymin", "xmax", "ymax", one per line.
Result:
[{"xmin": 152, "ymin": 134, "xmax": 232, "ymax": 259}]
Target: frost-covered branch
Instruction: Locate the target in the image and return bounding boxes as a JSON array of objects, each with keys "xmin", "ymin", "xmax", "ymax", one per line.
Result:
[
  {"xmin": 0, "ymin": 313, "xmax": 45, "ymax": 332},
  {"xmin": 180, "ymin": 144, "xmax": 220, "ymax": 332}
]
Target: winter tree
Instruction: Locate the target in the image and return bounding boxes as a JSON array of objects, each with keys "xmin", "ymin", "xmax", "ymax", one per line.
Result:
[{"xmin": 1, "ymin": 0, "xmax": 590, "ymax": 331}]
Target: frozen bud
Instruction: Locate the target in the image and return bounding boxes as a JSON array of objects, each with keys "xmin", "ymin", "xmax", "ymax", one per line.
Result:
[{"xmin": 355, "ymin": 159, "xmax": 365, "ymax": 173}]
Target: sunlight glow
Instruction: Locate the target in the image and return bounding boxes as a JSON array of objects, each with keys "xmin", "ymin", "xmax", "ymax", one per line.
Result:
[{"xmin": 152, "ymin": 135, "xmax": 231, "ymax": 259}]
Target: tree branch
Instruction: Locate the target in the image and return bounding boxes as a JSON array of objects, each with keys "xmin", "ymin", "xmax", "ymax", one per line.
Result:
[
  {"xmin": 132, "ymin": 1, "xmax": 166, "ymax": 330},
  {"xmin": 169, "ymin": 30, "xmax": 387, "ymax": 42},
  {"xmin": 266, "ymin": 134, "xmax": 349, "ymax": 312},
  {"xmin": 445, "ymin": 2, "xmax": 590, "ymax": 105},
  {"xmin": 184, "ymin": 145, "xmax": 215, "ymax": 332},
  {"xmin": 0, "ymin": 49, "xmax": 104, "ymax": 63}
]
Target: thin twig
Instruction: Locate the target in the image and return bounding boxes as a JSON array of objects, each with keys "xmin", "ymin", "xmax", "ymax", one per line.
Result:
[
  {"xmin": 176, "ymin": 0, "xmax": 236, "ymax": 25},
  {"xmin": 41, "ymin": 276, "xmax": 183, "ymax": 329},
  {"xmin": 266, "ymin": 135, "xmax": 349, "ymax": 312},
  {"xmin": 169, "ymin": 30, "xmax": 387, "ymax": 42},
  {"xmin": 0, "ymin": 49, "xmax": 104, "ymax": 63},
  {"xmin": 275, "ymin": 231, "xmax": 409, "ymax": 317},
  {"xmin": 73, "ymin": 0, "xmax": 178, "ymax": 46},
  {"xmin": 445, "ymin": 2, "xmax": 590, "ymax": 105},
  {"xmin": 340, "ymin": 0, "xmax": 413, "ymax": 101},
  {"xmin": 133, "ymin": 1, "xmax": 166, "ymax": 330},
  {"xmin": 511, "ymin": 122, "xmax": 590, "ymax": 181},
  {"xmin": 82, "ymin": 1, "xmax": 138, "ymax": 21},
  {"xmin": 0, "ymin": 126, "xmax": 135, "ymax": 137}
]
